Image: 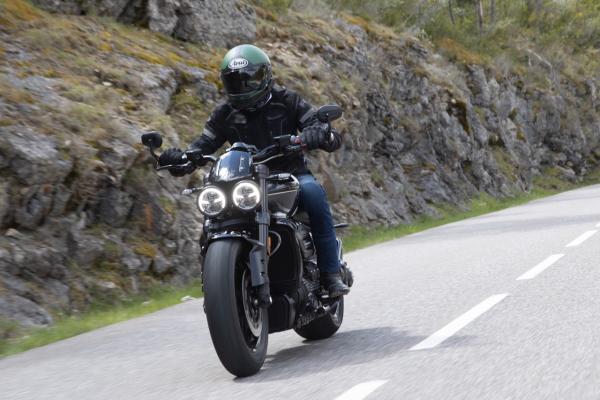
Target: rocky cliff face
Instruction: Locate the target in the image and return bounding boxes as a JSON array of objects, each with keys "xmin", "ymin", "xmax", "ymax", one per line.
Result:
[
  {"xmin": 32, "ymin": 0, "xmax": 257, "ymax": 47},
  {"xmin": 254, "ymin": 14, "xmax": 600, "ymax": 224},
  {"xmin": 1, "ymin": 1, "xmax": 599, "ymax": 327}
]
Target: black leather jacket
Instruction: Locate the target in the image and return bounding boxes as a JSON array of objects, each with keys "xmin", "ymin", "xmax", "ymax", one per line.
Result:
[{"xmin": 190, "ymin": 85, "xmax": 341, "ymax": 175}]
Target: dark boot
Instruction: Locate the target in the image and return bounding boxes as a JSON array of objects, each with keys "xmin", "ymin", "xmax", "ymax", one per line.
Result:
[{"xmin": 321, "ymin": 272, "xmax": 350, "ymax": 298}]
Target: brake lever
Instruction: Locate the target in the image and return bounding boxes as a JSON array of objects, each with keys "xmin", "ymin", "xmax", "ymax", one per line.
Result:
[
  {"xmin": 285, "ymin": 136, "xmax": 305, "ymax": 152},
  {"xmin": 285, "ymin": 144, "xmax": 304, "ymax": 152},
  {"xmin": 156, "ymin": 161, "xmax": 193, "ymax": 171}
]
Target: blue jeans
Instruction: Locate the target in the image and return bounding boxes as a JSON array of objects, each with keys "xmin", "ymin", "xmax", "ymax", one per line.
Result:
[{"xmin": 297, "ymin": 174, "xmax": 340, "ymax": 274}]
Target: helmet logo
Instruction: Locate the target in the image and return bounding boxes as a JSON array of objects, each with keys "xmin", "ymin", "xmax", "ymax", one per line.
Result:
[{"xmin": 228, "ymin": 57, "xmax": 249, "ymax": 70}]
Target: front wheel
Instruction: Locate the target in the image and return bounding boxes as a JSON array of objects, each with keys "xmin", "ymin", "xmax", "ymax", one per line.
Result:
[
  {"xmin": 294, "ymin": 297, "xmax": 344, "ymax": 340},
  {"xmin": 203, "ymin": 239, "xmax": 268, "ymax": 377}
]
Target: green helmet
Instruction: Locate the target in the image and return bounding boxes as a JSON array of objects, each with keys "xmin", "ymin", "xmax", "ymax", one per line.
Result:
[{"xmin": 220, "ymin": 44, "xmax": 273, "ymax": 111}]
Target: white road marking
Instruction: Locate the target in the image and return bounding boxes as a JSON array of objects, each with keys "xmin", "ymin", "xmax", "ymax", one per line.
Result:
[
  {"xmin": 517, "ymin": 254, "xmax": 565, "ymax": 280},
  {"xmin": 566, "ymin": 230, "xmax": 598, "ymax": 247},
  {"xmin": 334, "ymin": 380, "xmax": 388, "ymax": 400},
  {"xmin": 410, "ymin": 294, "xmax": 509, "ymax": 351}
]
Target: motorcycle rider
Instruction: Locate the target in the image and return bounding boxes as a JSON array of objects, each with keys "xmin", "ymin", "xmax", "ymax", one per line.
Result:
[{"xmin": 158, "ymin": 44, "xmax": 349, "ymax": 297}]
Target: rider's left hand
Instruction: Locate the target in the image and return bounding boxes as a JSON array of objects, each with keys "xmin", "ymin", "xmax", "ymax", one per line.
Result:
[
  {"xmin": 159, "ymin": 148, "xmax": 185, "ymax": 165},
  {"xmin": 159, "ymin": 148, "xmax": 195, "ymax": 177}
]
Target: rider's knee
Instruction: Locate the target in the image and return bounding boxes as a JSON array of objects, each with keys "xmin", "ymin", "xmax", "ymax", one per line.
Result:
[{"xmin": 300, "ymin": 181, "xmax": 328, "ymax": 206}]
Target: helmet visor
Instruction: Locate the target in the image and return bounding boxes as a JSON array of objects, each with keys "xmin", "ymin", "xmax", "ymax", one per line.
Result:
[{"xmin": 222, "ymin": 65, "xmax": 267, "ymax": 96}]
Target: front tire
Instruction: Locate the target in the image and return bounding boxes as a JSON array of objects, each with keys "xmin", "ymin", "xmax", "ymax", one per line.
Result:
[
  {"xmin": 294, "ymin": 297, "xmax": 344, "ymax": 340},
  {"xmin": 203, "ymin": 239, "xmax": 268, "ymax": 377}
]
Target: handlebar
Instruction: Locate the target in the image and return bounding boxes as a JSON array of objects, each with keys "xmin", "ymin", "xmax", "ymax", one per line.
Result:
[
  {"xmin": 144, "ymin": 133, "xmax": 303, "ymax": 171},
  {"xmin": 252, "ymin": 135, "xmax": 304, "ymax": 164}
]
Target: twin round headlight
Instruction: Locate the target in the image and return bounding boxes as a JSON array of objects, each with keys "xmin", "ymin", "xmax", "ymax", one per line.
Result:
[
  {"xmin": 197, "ymin": 180, "xmax": 260, "ymax": 216},
  {"xmin": 197, "ymin": 187, "xmax": 227, "ymax": 216}
]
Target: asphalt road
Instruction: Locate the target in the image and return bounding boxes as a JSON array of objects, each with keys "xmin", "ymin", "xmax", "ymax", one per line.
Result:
[{"xmin": 2, "ymin": 184, "xmax": 600, "ymax": 400}]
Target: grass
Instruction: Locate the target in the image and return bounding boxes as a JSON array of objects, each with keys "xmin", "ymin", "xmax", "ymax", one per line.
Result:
[
  {"xmin": 250, "ymin": 0, "xmax": 293, "ymax": 15},
  {"xmin": 0, "ymin": 282, "xmax": 202, "ymax": 358},
  {"xmin": 0, "ymin": 77, "xmax": 35, "ymax": 104},
  {"xmin": 436, "ymin": 37, "xmax": 487, "ymax": 66},
  {"xmin": 0, "ymin": 0, "xmax": 41, "ymax": 28},
  {"xmin": 342, "ymin": 172, "xmax": 600, "ymax": 252}
]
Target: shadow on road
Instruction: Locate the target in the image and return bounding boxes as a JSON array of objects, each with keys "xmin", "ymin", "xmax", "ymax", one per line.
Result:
[{"xmin": 236, "ymin": 327, "xmax": 429, "ymax": 382}]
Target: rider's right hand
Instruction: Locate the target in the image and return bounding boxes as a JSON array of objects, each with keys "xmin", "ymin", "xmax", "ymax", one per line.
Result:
[
  {"xmin": 159, "ymin": 148, "xmax": 195, "ymax": 177},
  {"xmin": 300, "ymin": 125, "xmax": 330, "ymax": 150}
]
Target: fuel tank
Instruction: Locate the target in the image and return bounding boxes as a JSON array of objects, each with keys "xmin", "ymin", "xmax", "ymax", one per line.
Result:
[{"xmin": 267, "ymin": 176, "xmax": 299, "ymax": 216}]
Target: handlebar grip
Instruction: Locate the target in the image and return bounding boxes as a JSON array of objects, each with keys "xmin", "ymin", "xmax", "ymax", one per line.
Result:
[{"xmin": 184, "ymin": 149, "xmax": 217, "ymax": 165}]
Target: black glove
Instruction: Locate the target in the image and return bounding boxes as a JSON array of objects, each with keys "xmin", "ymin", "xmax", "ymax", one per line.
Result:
[
  {"xmin": 301, "ymin": 125, "xmax": 330, "ymax": 150},
  {"xmin": 158, "ymin": 148, "xmax": 195, "ymax": 177},
  {"xmin": 159, "ymin": 148, "xmax": 185, "ymax": 166}
]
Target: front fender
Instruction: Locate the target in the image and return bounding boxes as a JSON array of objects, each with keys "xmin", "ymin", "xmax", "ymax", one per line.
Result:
[{"xmin": 204, "ymin": 232, "xmax": 267, "ymax": 287}]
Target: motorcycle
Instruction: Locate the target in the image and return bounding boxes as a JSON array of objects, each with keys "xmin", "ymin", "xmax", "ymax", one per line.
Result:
[{"xmin": 141, "ymin": 104, "xmax": 353, "ymax": 377}]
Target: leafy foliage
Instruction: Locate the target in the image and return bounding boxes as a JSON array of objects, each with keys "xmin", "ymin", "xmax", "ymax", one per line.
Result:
[{"xmin": 327, "ymin": 0, "xmax": 600, "ymax": 76}]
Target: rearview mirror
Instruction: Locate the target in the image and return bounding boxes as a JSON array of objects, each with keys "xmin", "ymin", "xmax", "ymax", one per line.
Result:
[
  {"xmin": 317, "ymin": 104, "xmax": 343, "ymax": 123},
  {"xmin": 141, "ymin": 131, "xmax": 163, "ymax": 149}
]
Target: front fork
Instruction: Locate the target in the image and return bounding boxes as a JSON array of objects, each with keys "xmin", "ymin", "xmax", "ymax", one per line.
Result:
[{"xmin": 249, "ymin": 164, "xmax": 271, "ymax": 307}]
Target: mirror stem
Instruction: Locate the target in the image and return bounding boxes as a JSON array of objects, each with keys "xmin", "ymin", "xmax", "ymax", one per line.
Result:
[{"xmin": 149, "ymin": 148, "xmax": 160, "ymax": 161}]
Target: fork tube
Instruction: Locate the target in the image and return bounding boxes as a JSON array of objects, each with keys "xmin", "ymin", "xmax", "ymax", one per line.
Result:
[
  {"xmin": 252, "ymin": 164, "xmax": 271, "ymax": 306},
  {"xmin": 256, "ymin": 164, "xmax": 269, "ymax": 247}
]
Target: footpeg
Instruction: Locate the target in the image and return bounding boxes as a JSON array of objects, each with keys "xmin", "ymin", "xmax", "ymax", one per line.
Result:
[
  {"xmin": 343, "ymin": 266, "xmax": 354, "ymax": 288},
  {"xmin": 316, "ymin": 304, "xmax": 332, "ymax": 315}
]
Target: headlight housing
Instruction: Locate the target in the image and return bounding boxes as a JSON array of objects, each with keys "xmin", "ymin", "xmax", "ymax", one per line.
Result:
[
  {"xmin": 197, "ymin": 187, "xmax": 226, "ymax": 216},
  {"xmin": 232, "ymin": 180, "xmax": 260, "ymax": 211}
]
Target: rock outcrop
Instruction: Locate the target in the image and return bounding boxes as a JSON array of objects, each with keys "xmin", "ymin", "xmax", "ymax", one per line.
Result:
[
  {"xmin": 1, "ymin": 1, "xmax": 599, "ymax": 327},
  {"xmin": 32, "ymin": 0, "xmax": 256, "ymax": 47}
]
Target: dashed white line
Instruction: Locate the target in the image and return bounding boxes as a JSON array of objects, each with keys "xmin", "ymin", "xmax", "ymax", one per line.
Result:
[
  {"xmin": 410, "ymin": 294, "xmax": 509, "ymax": 351},
  {"xmin": 566, "ymin": 230, "xmax": 597, "ymax": 247},
  {"xmin": 334, "ymin": 380, "xmax": 388, "ymax": 400},
  {"xmin": 517, "ymin": 254, "xmax": 565, "ymax": 280}
]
